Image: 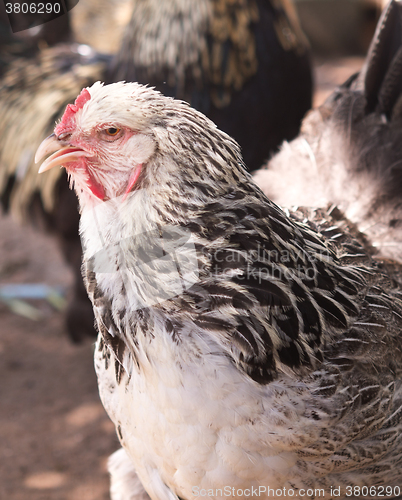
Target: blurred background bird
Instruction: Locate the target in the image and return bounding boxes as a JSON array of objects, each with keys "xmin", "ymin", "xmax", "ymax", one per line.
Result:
[
  {"xmin": 0, "ymin": 0, "xmax": 115, "ymax": 341},
  {"xmin": 110, "ymin": 0, "xmax": 313, "ymax": 172},
  {"xmin": 0, "ymin": 0, "xmax": 313, "ymax": 342},
  {"xmin": 255, "ymin": 0, "xmax": 402, "ymax": 264}
]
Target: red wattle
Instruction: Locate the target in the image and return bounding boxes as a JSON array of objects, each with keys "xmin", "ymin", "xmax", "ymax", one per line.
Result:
[
  {"xmin": 122, "ymin": 164, "xmax": 142, "ymax": 201},
  {"xmin": 66, "ymin": 157, "xmax": 105, "ymax": 201}
]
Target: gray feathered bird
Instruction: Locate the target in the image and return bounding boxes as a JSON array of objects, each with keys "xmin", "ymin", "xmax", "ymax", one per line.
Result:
[
  {"xmin": 37, "ymin": 80, "xmax": 402, "ymax": 499},
  {"xmin": 254, "ymin": 0, "xmax": 402, "ymax": 263}
]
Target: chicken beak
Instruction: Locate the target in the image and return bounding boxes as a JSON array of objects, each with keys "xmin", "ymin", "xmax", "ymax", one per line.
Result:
[{"xmin": 36, "ymin": 133, "xmax": 91, "ymax": 173}]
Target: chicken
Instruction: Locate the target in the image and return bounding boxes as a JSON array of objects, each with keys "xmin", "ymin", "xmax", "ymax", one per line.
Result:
[
  {"xmin": 109, "ymin": 0, "xmax": 313, "ymax": 172},
  {"xmin": 254, "ymin": 0, "xmax": 402, "ymax": 263},
  {"xmin": 0, "ymin": 0, "xmax": 311, "ymax": 341},
  {"xmin": 37, "ymin": 80, "xmax": 402, "ymax": 499}
]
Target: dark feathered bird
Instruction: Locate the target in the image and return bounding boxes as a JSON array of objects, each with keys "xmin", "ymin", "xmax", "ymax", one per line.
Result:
[
  {"xmin": 0, "ymin": 0, "xmax": 312, "ymax": 342},
  {"xmin": 109, "ymin": 0, "xmax": 313, "ymax": 172},
  {"xmin": 37, "ymin": 80, "xmax": 402, "ymax": 499},
  {"xmin": 254, "ymin": 0, "xmax": 402, "ymax": 263}
]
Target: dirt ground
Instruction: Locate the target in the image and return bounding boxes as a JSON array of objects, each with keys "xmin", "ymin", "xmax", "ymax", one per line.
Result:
[
  {"xmin": 0, "ymin": 215, "xmax": 119, "ymax": 500},
  {"xmin": 0, "ymin": 58, "xmax": 364, "ymax": 500}
]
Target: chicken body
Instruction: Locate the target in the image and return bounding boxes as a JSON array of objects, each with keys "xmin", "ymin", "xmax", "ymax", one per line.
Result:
[{"xmin": 37, "ymin": 81, "xmax": 402, "ymax": 499}]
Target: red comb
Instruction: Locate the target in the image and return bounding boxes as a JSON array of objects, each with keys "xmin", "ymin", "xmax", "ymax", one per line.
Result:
[{"xmin": 55, "ymin": 88, "xmax": 91, "ymax": 136}]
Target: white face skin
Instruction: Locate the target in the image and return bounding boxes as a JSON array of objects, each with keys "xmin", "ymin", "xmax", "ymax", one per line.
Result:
[{"xmin": 36, "ymin": 82, "xmax": 158, "ymax": 208}]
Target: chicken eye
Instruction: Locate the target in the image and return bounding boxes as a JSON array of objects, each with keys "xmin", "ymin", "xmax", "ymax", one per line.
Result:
[
  {"xmin": 105, "ymin": 127, "xmax": 120, "ymax": 136},
  {"xmin": 100, "ymin": 127, "xmax": 123, "ymax": 142}
]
